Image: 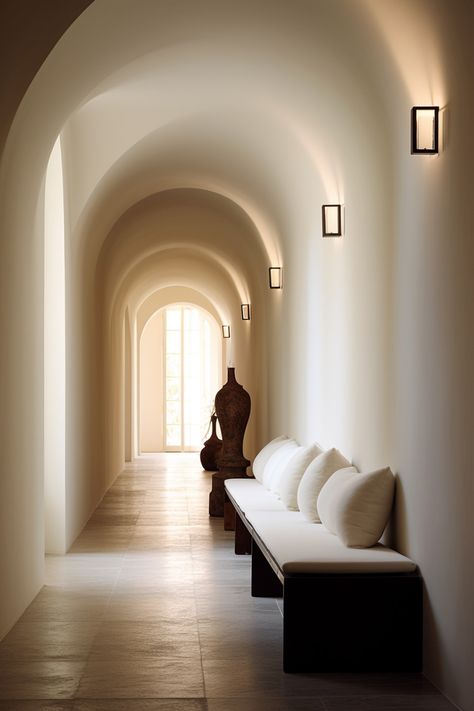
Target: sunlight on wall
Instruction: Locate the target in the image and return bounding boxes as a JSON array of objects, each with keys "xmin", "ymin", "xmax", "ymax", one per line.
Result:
[
  {"xmin": 44, "ymin": 136, "xmax": 66, "ymax": 554},
  {"xmin": 364, "ymin": 0, "xmax": 446, "ymax": 106}
]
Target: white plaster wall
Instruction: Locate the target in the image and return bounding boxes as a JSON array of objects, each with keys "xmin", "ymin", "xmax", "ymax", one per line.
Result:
[
  {"xmin": 44, "ymin": 137, "xmax": 67, "ymax": 554},
  {"xmin": 0, "ymin": 174, "xmax": 45, "ymax": 639},
  {"xmin": 139, "ymin": 310, "xmax": 164, "ymax": 452}
]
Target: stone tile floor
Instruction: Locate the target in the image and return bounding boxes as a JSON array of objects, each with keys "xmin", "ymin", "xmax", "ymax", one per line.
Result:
[{"xmin": 0, "ymin": 453, "xmax": 457, "ymax": 710}]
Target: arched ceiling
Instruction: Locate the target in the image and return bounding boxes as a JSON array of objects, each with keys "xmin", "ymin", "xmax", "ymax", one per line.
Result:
[
  {"xmin": 137, "ymin": 286, "xmax": 223, "ymax": 339},
  {"xmin": 53, "ymin": 0, "xmax": 404, "ymax": 313},
  {"xmin": 2, "ymin": 0, "xmax": 449, "ymax": 339},
  {"xmin": 94, "ymin": 189, "xmax": 272, "ymax": 346}
]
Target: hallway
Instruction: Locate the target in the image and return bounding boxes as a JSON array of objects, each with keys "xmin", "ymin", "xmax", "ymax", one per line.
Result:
[{"xmin": 0, "ymin": 454, "xmax": 455, "ymax": 710}]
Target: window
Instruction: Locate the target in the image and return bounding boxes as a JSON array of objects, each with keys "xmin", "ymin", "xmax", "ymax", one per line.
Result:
[{"xmin": 164, "ymin": 306, "xmax": 217, "ymax": 450}]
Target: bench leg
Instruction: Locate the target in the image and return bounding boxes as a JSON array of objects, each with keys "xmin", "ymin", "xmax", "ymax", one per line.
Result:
[
  {"xmin": 224, "ymin": 493, "xmax": 236, "ymax": 531},
  {"xmin": 283, "ymin": 574, "xmax": 423, "ymax": 673},
  {"xmin": 235, "ymin": 511, "xmax": 252, "ymax": 555},
  {"xmin": 251, "ymin": 538, "xmax": 283, "ymax": 598}
]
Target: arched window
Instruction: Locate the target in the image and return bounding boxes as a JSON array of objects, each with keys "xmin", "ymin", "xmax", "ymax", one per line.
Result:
[{"xmin": 164, "ymin": 305, "xmax": 219, "ymax": 450}]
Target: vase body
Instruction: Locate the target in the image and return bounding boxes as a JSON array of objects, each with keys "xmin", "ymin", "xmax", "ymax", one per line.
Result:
[
  {"xmin": 209, "ymin": 367, "xmax": 251, "ymax": 517},
  {"xmin": 216, "ymin": 368, "xmax": 251, "ymax": 472},
  {"xmin": 200, "ymin": 414, "xmax": 222, "ymax": 471}
]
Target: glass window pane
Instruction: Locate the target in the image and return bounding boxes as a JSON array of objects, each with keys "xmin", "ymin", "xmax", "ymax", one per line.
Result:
[
  {"xmin": 166, "ymin": 331, "xmax": 181, "ymax": 354},
  {"xmin": 184, "ymin": 377, "xmax": 199, "ymax": 405},
  {"xmin": 184, "ymin": 330, "xmax": 200, "ymax": 354},
  {"xmin": 166, "ymin": 309, "xmax": 181, "ymax": 330},
  {"xmin": 166, "ymin": 425, "xmax": 180, "ymax": 446},
  {"xmin": 163, "ymin": 305, "xmax": 220, "ymax": 452},
  {"xmin": 184, "ymin": 308, "xmax": 199, "ymax": 330},
  {"xmin": 166, "ymin": 354, "xmax": 180, "ymax": 378},
  {"xmin": 184, "ymin": 355, "xmax": 199, "ymax": 377},
  {"xmin": 166, "ymin": 401, "xmax": 180, "ymax": 425},
  {"xmin": 184, "ymin": 423, "xmax": 202, "ymax": 448},
  {"xmin": 166, "ymin": 378, "xmax": 180, "ymax": 401}
]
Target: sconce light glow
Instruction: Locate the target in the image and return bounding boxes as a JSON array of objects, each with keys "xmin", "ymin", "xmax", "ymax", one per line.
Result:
[
  {"xmin": 241, "ymin": 304, "xmax": 251, "ymax": 320},
  {"xmin": 269, "ymin": 267, "xmax": 282, "ymax": 289},
  {"xmin": 322, "ymin": 204, "xmax": 343, "ymax": 237},
  {"xmin": 411, "ymin": 106, "xmax": 439, "ymax": 154},
  {"xmin": 222, "ymin": 325, "xmax": 231, "ymax": 338}
]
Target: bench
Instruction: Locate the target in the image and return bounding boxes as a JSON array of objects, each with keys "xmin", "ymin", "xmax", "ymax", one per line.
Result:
[{"xmin": 224, "ymin": 463, "xmax": 423, "ymax": 674}]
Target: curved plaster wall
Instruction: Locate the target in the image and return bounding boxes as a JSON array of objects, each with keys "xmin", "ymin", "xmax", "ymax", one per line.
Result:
[{"xmin": 0, "ymin": 2, "xmax": 473, "ymax": 709}]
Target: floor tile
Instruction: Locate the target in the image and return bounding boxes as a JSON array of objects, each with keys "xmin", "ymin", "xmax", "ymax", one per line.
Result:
[
  {"xmin": 0, "ymin": 703, "xmax": 73, "ymax": 711},
  {"xmin": 73, "ymin": 701, "xmax": 206, "ymax": 711},
  {"xmin": 207, "ymin": 699, "xmax": 324, "ymax": 711},
  {"xmin": 76, "ymin": 658, "xmax": 205, "ymax": 698},
  {"xmin": 321, "ymin": 694, "xmax": 458, "ymax": 710},
  {"xmin": 0, "ymin": 661, "xmax": 85, "ymax": 699}
]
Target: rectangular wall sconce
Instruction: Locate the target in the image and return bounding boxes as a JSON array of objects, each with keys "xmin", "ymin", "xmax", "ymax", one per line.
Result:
[
  {"xmin": 269, "ymin": 267, "xmax": 282, "ymax": 289},
  {"xmin": 411, "ymin": 106, "xmax": 439, "ymax": 154},
  {"xmin": 241, "ymin": 304, "xmax": 251, "ymax": 320},
  {"xmin": 222, "ymin": 325, "xmax": 230, "ymax": 338},
  {"xmin": 322, "ymin": 204, "xmax": 342, "ymax": 237}
]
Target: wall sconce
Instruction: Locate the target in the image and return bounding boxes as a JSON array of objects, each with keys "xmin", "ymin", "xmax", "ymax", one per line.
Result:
[
  {"xmin": 322, "ymin": 204, "xmax": 342, "ymax": 237},
  {"xmin": 222, "ymin": 325, "xmax": 230, "ymax": 338},
  {"xmin": 241, "ymin": 304, "xmax": 251, "ymax": 320},
  {"xmin": 411, "ymin": 106, "xmax": 439, "ymax": 154},
  {"xmin": 269, "ymin": 267, "xmax": 282, "ymax": 289}
]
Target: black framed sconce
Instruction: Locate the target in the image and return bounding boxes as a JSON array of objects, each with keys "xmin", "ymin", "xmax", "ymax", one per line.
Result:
[
  {"xmin": 322, "ymin": 204, "xmax": 342, "ymax": 237},
  {"xmin": 222, "ymin": 325, "xmax": 230, "ymax": 338},
  {"xmin": 269, "ymin": 267, "xmax": 282, "ymax": 289},
  {"xmin": 241, "ymin": 304, "xmax": 251, "ymax": 320},
  {"xmin": 411, "ymin": 106, "xmax": 439, "ymax": 154}
]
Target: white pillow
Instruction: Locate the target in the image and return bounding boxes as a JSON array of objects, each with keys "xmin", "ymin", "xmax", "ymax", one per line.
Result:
[
  {"xmin": 317, "ymin": 466, "xmax": 395, "ymax": 548},
  {"xmin": 272, "ymin": 443, "xmax": 323, "ymax": 510},
  {"xmin": 252, "ymin": 436, "xmax": 289, "ymax": 482},
  {"xmin": 297, "ymin": 448, "xmax": 352, "ymax": 522},
  {"xmin": 262, "ymin": 440, "xmax": 298, "ymax": 490}
]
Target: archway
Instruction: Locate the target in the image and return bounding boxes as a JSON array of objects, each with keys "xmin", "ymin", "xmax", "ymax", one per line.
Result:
[{"xmin": 139, "ymin": 303, "xmax": 222, "ymax": 453}]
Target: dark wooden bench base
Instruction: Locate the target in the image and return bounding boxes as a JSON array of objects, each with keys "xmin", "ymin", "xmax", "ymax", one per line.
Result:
[
  {"xmin": 250, "ymin": 534, "xmax": 423, "ymax": 673},
  {"xmin": 225, "ymin": 486, "xmax": 423, "ymax": 674}
]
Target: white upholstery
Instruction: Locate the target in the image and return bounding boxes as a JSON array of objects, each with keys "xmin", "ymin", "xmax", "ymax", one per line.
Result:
[
  {"xmin": 297, "ymin": 448, "xmax": 353, "ymax": 523},
  {"xmin": 262, "ymin": 440, "xmax": 298, "ymax": 490},
  {"xmin": 317, "ymin": 466, "xmax": 395, "ymax": 548},
  {"xmin": 272, "ymin": 443, "xmax": 323, "ymax": 510},
  {"xmin": 225, "ymin": 478, "xmax": 286, "ymax": 513},
  {"xmin": 252, "ymin": 435, "xmax": 289, "ymax": 483},
  {"xmin": 245, "ymin": 510, "xmax": 416, "ymax": 574}
]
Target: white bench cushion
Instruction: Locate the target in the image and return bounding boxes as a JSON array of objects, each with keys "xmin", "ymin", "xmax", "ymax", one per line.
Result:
[
  {"xmin": 225, "ymin": 478, "xmax": 286, "ymax": 512},
  {"xmin": 245, "ymin": 510, "xmax": 416, "ymax": 574}
]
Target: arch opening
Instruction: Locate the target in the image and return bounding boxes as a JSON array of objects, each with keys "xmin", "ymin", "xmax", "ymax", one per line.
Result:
[{"xmin": 138, "ymin": 302, "xmax": 222, "ymax": 454}]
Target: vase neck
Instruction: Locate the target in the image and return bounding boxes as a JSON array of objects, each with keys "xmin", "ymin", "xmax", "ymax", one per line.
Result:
[{"xmin": 227, "ymin": 367, "xmax": 236, "ymax": 384}]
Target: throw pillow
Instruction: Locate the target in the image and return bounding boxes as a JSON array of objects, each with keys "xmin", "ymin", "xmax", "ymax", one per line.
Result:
[
  {"xmin": 297, "ymin": 448, "xmax": 352, "ymax": 522},
  {"xmin": 317, "ymin": 466, "xmax": 395, "ymax": 548},
  {"xmin": 273, "ymin": 443, "xmax": 323, "ymax": 509},
  {"xmin": 252, "ymin": 435, "xmax": 289, "ymax": 482},
  {"xmin": 261, "ymin": 440, "xmax": 299, "ymax": 490}
]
